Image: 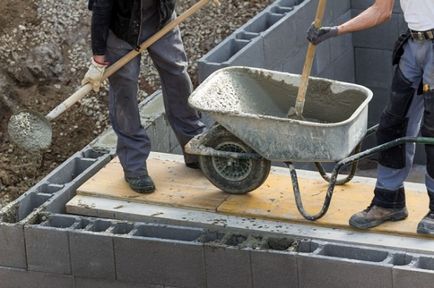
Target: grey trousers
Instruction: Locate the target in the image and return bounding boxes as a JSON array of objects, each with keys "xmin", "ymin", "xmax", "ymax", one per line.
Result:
[
  {"xmin": 374, "ymin": 38, "xmax": 434, "ymax": 208},
  {"xmin": 105, "ymin": 24, "xmax": 205, "ymax": 178}
]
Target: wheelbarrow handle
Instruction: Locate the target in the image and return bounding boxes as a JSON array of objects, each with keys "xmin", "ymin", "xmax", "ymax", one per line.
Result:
[{"xmin": 46, "ymin": 0, "xmax": 215, "ymax": 121}]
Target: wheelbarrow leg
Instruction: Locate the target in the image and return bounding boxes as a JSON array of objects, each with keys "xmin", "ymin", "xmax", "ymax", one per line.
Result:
[
  {"xmin": 287, "ymin": 162, "xmax": 341, "ymax": 221},
  {"xmin": 314, "ymin": 143, "xmax": 363, "ymax": 185}
]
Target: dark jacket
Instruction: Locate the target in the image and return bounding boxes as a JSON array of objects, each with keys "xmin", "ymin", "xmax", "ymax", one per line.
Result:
[{"xmin": 90, "ymin": 0, "xmax": 176, "ymax": 55}]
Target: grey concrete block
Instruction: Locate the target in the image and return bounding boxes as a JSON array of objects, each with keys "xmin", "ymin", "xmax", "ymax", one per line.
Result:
[
  {"xmin": 250, "ymin": 249, "xmax": 298, "ymax": 288},
  {"xmin": 74, "ymin": 277, "xmax": 162, "ymax": 288},
  {"xmin": 330, "ymin": 11, "xmax": 353, "ymax": 62},
  {"xmin": 282, "ymin": 46, "xmax": 310, "ymax": 74},
  {"xmin": 352, "ymin": 11, "xmax": 400, "ymax": 50},
  {"xmin": 0, "ymin": 224, "xmax": 26, "ymax": 268},
  {"xmin": 393, "ymin": 263, "xmax": 434, "ymax": 288},
  {"xmin": 115, "ymin": 237, "xmax": 206, "ymax": 287},
  {"xmin": 298, "ymin": 244, "xmax": 393, "ymax": 288},
  {"xmin": 328, "ymin": 0, "xmax": 350, "ymax": 22},
  {"xmin": 25, "ymin": 224, "xmax": 72, "ymax": 274},
  {"xmin": 205, "ymin": 245, "xmax": 252, "ymax": 288},
  {"xmin": 69, "ymin": 231, "xmax": 115, "ymax": 280},
  {"xmin": 351, "ymin": 0, "xmax": 401, "ymax": 13},
  {"xmin": 230, "ymin": 38, "xmax": 265, "ymax": 69},
  {"xmin": 331, "ymin": 49, "xmax": 355, "ymax": 83},
  {"xmin": 354, "ymin": 48, "xmax": 393, "ymax": 89},
  {"xmin": 0, "ymin": 266, "xmax": 73, "ymax": 288}
]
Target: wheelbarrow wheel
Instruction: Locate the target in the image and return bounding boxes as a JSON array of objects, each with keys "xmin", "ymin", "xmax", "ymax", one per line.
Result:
[{"xmin": 199, "ymin": 127, "xmax": 271, "ymax": 194}]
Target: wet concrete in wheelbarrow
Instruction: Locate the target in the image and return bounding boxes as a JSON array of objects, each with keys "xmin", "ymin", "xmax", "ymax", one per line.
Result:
[{"xmin": 192, "ymin": 68, "xmax": 368, "ymax": 124}]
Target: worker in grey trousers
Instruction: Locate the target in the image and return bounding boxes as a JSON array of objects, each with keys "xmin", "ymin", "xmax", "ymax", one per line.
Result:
[
  {"xmin": 82, "ymin": 0, "xmax": 206, "ymax": 193},
  {"xmin": 307, "ymin": 0, "xmax": 434, "ymax": 234}
]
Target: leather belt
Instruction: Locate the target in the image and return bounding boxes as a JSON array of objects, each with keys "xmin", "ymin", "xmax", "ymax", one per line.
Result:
[{"xmin": 410, "ymin": 29, "xmax": 434, "ymax": 41}]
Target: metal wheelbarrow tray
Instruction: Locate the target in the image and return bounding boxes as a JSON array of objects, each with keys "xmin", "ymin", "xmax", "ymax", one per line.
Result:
[{"xmin": 188, "ymin": 67, "xmax": 373, "ymax": 162}]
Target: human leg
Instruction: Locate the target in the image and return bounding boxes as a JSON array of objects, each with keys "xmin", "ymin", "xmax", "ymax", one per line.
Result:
[
  {"xmin": 147, "ymin": 19, "xmax": 206, "ymax": 166},
  {"xmin": 350, "ymin": 41, "xmax": 423, "ymax": 229},
  {"xmin": 106, "ymin": 31, "xmax": 155, "ymax": 192},
  {"xmin": 417, "ymin": 41, "xmax": 434, "ymax": 234}
]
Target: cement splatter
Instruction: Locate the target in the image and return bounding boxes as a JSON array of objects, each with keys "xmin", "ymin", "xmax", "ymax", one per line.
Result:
[{"xmin": 8, "ymin": 111, "xmax": 52, "ymax": 152}]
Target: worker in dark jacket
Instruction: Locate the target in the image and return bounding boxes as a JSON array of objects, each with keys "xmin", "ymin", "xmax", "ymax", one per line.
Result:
[
  {"xmin": 308, "ymin": 0, "xmax": 434, "ymax": 235},
  {"xmin": 82, "ymin": 0, "xmax": 206, "ymax": 193}
]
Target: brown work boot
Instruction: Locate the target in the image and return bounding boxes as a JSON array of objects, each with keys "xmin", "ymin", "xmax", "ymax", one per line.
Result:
[
  {"xmin": 417, "ymin": 211, "xmax": 434, "ymax": 235},
  {"xmin": 349, "ymin": 205, "xmax": 408, "ymax": 229}
]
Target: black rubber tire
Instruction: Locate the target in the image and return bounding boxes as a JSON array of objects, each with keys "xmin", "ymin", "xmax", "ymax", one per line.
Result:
[{"xmin": 199, "ymin": 127, "xmax": 271, "ymax": 194}]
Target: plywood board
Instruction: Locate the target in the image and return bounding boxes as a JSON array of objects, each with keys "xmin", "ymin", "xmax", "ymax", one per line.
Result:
[{"xmin": 75, "ymin": 154, "xmax": 430, "ymax": 237}]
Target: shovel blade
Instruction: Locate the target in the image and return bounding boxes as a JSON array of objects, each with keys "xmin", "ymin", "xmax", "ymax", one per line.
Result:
[{"xmin": 8, "ymin": 111, "xmax": 52, "ymax": 152}]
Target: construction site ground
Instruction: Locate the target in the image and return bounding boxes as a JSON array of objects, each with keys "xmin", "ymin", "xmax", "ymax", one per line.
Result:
[{"xmin": 0, "ymin": 0, "xmax": 273, "ymax": 208}]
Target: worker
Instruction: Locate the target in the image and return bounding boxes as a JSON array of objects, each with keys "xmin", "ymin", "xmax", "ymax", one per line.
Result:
[
  {"xmin": 307, "ymin": 0, "xmax": 434, "ymax": 234},
  {"xmin": 82, "ymin": 0, "xmax": 206, "ymax": 193}
]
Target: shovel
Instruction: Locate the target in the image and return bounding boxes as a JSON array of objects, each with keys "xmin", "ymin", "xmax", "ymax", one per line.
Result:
[
  {"xmin": 6, "ymin": 0, "xmax": 216, "ymax": 152},
  {"xmin": 288, "ymin": 0, "xmax": 327, "ymax": 119}
]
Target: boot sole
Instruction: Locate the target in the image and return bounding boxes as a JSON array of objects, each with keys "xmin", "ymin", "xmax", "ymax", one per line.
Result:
[{"xmin": 349, "ymin": 210, "xmax": 408, "ymax": 230}]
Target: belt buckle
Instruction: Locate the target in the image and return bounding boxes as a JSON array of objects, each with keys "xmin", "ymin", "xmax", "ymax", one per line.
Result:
[
  {"xmin": 427, "ymin": 30, "xmax": 434, "ymax": 40},
  {"xmin": 416, "ymin": 31, "xmax": 425, "ymax": 41}
]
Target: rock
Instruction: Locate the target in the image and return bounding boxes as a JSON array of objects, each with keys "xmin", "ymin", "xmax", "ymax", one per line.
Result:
[{"xmin": 25, "ymin": 43, "xmax": 64, "ymax": 82}]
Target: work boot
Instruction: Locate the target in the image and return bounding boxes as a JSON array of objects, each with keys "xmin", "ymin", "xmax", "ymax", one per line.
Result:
[
  {"xmin": 125, "ymin": 174, "xmax": 155, "ymax": 194},
  {"xmin": 417, "ymin": 211, "xmax": 434, "ymax": 235},
  {"xmin": 349, "ymin": 205, "xmax": 408, "ymax": 229},
  {"xmin": 185, "ymin": 161, "xmax": 200, "ymax": 169}
]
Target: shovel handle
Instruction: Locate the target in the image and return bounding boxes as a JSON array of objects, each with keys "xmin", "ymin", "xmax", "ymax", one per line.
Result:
[
  {"xmin": 46, "ymin": 0, "xmax": 212, "ymax": 121},
  {"xmin": 292, "ymin": 0, "xmax": 327, "ymax": 117}
]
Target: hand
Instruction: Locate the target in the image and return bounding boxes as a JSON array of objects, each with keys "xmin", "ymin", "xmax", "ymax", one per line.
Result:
[
  {"xmin": 306, "ymin": 23, "xmax": 339, "ymax": 45},
  {"xmin": 81, "ymin": 56, "xmax": 109, "ymax": 92}
]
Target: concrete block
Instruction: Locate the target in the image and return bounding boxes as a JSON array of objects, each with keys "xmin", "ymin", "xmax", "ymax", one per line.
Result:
[
  {"xmin": 205, "ymin": 245, "xmax": 252, "ymax": 288},
  {"xmin": 331, "ymin": 49, "xmax": 355, "ymax": 83},
  {"xmin": 197, "ymin": 61, "xmax": 225, "ymax": 83},
  {"xmin": 282, "ymin": 46, "xmax": 310, "ymax": 74},
  {"xmin": 298, "ymin": 244, "xmax": 393, "ymax": 288},
  {"xmin": 74, "ymin": 277, "xmax": 162, "ymax": 288},
  {"xmin": 0, "ymin": 266, "xmax": 73, "ymax": 288},
  {"xmin": 393, "ymin": 256, "xmax": 434, "ymax": 288},
  {"xmin": 69, "ymin": 231, "xmax": 115, "ymax": 280},
  {"xmin": 352, "ymin": 11, "xmax": 400, "ymax": 50},
  {"xmin": 354, "ymin": 48, "xmax": 393, "ymax": 89},
  {"xmin": 46, "ymin": 157, "xmax": 96, "ymax": 185},
  {"xmin": 133, "ymin": 223, "xmax": 203, "ymax": 241},
  {"xmin": 250, "ymin": 249, "xmax": 298, "ymax": 288},
  {"xmin": 0, "ymin": 224, "xmax": 26, "ymax": 268},
  {"xmin": 115, "ymin": 236, "xmax": 206, "ymax": 287},
  {"xmin": 327, "ymin": 0, "xmax": 350, "ymax": 22},
  {"xmin": 230, "ymin": 38, "xmax": 265, "ymax": 69},
  {"xmin": 330, "ymin": 11, "xmax": 353, "ymax": 62},
  {"xmin": 25, "ymin": 223, "xmax": 73, "ymax": 274},
  {"xmin": 351, "ymin": 0, "xmax": 401, "ymax": 13}
]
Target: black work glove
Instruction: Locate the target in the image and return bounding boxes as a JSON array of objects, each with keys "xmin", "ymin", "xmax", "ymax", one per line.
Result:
[{"xmin": 306, "ymin": 23, "xmax": 339, "ymax": 45}]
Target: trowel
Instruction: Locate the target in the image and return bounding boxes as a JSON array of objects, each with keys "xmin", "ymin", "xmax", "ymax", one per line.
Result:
[
  {"xmin": 5, "ymin": 0, "xmax": 217, "ymax": 152},
  {"xmin": 288, "ymin": 0, "xmax": 327, "ymax": 119}
]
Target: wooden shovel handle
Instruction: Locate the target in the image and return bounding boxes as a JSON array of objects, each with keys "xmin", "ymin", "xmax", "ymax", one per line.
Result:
[
  {"xmin": 293, "ymin": 0, "xmax": 327, "ymax": 117},
  {"xmin": 46, "ymin": 0, "xmax": 212, "ymax": 121}
]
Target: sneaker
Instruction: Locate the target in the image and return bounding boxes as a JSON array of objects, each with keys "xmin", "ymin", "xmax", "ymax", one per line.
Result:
[
  {"xmin": 125, "ymin": 175, "xmax": 155, "ymax": 194},
  {"xmin": 417, "ymin": 211, "xmax": 434, "ymax": 235},
  {"xmin": 349, "ymin": 205, "xmax": 408, "ymax": 229}
]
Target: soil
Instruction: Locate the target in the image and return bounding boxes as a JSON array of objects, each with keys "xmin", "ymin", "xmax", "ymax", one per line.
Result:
[{"xmin": 0, "ymin": 0, "xmax": 273, "ymax": 208}]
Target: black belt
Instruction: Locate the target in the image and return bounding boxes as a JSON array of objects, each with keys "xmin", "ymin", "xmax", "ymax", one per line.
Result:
[{"xmin": 410, "ymin": 29, "xmax": 434, "ymax": 41}]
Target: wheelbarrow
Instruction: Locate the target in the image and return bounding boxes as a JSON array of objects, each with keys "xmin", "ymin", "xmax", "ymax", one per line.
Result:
[{"xmin": 185, "ymin": 66, "xmax": 434, "ymax": 221}]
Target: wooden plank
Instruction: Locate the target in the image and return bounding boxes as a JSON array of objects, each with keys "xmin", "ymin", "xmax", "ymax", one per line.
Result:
[{"xmin": 76, "ymin": 154, "xmax": 430, "ymax": 237}]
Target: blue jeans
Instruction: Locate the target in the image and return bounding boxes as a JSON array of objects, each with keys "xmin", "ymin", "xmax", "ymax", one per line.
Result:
[
  {"xmin": 105, "ymin": 15, "xmax": 205, "ymax": 178},
  {"xmin": 375, "ymin": 38, "xmax": 434, "ymax": 209}
]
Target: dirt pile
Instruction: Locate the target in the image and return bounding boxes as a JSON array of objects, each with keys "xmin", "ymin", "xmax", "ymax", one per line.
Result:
[{"xmin": 0, "ymin": 0, "xmax": 272, "ymax": 208}]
